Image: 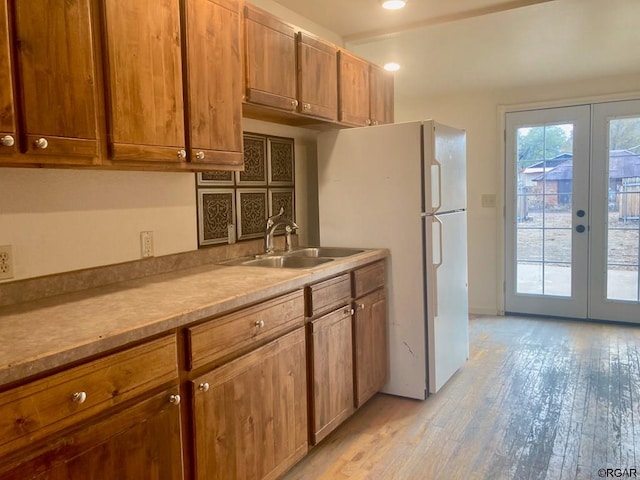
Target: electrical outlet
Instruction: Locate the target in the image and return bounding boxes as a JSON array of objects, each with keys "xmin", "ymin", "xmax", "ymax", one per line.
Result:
[
  {"xmin": 0, "ymin": 245, "xmax": 14, "ymax": 280},
  {"xmin": 140, "ymin": 231, "xmax": 154, "ymax": 258}
]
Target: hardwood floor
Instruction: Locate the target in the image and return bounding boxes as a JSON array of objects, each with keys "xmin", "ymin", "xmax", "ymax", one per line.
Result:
[{"xmin": 283, "ymin": 316, "xmax": 640, "ymax": 480}]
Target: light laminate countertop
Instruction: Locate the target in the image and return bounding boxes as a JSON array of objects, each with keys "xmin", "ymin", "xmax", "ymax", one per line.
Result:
[{"xmin": 0, "ymin": 248, "xmax": 388, "ymax": 388}]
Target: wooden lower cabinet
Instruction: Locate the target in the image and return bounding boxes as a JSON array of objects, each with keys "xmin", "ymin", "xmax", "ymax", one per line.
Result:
[
  {"xmin": 353, "ymin": 288, "xmax": 388, "ymax": 407},
  {"xmin": 190, "ymin": 327, "xmax": 308, "ymax": 480},
  {"xmin": 0, "ymin": 387, "xmax": 184, "ymax": 480},
  {"xmin": 308, "ymin": 305, "xmax": 355, "ymax": 445}
]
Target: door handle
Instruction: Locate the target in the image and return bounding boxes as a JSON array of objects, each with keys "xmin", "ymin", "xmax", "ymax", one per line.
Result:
[{"xmin": 576, "ymin": 225, "xmax": 586, "ymax": 233}]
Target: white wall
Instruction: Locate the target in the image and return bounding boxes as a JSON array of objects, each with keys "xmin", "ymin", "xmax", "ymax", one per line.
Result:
[
  {"xmin": 0, "ymin": 119, "xmax": 320, "ymax": 281},
  {"xmin": 395, "ymin": 73, "xmax": 640, "ymax": 314}
]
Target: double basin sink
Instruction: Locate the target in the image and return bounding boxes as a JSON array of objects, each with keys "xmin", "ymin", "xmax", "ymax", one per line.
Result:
[{"xmin": 222, "ymin": 247, "xmax": 365, "ymax": 269}]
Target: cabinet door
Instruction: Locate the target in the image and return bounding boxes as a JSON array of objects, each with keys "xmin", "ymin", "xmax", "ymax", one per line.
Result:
[
  {"xmin": 353, "ymin": 288, "xmax": 388, "ymax": 407},
  {"xmin": 308, "ymin": 305, "xmax": 354, "ymax": 445},
  {"xmin": 337, "ymin": 50, "xmax": 370, "ymax": 127},
  {"xmin": 184, "ymin": 0, "xmax": 243, "ymax": 169},
  {"xmin": 297, "ymin": 32, "xmax": 337, "ymax": 122},
  {"xmin": 244, "ymin": 4, "xmax": 297, "ymax": 112},
  {"xmin": 13, "ymin": 0, "xmax": 99, "ymax": 161},
  {"xmin": 0, "ymin": 0, "xmax": 16, "ymax": 155},
  {"xmin": 369, "ymin": 64, "xmax": 394, "ymax": 126},
  {"xmin": 0, "ymin": 388, "xmax": 184, "ymax": 480},
  {"xmin": 191, "ymin": 327, "xmax": 307, "ymax": 480},
  {"xmin": 102, "ymin": 0, "xmax": 186, "ymax": 163}
]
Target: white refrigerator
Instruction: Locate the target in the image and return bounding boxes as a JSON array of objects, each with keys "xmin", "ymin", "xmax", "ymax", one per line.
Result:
[{"xmin": 317, "ymin": 120, "xmax": 469, "ymax": 400}]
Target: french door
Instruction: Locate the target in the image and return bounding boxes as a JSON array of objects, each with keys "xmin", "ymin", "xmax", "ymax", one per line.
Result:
[{"xmin": 505, "ymin": 100, "xmax": 640, "ymax": 323}]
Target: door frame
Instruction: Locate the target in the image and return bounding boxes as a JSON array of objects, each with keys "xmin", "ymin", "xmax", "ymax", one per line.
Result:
[{"xmin": 497, "ymin": 92, "xmax": 640, "ymax": 315}]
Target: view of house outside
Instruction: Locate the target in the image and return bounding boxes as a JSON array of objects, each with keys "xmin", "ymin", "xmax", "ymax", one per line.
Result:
[{"xmin": 514, "ymin": 118, "xmax": 640, "ymax": 301}]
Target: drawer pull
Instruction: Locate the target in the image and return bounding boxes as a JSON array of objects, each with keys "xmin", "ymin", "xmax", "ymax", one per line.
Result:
[
  {"xmin": 168, "ymin": 394, "xmax": 181, "ymax": 405},
  {"xmin": 1, "ymin": 135, "xmax": 14, "ymax": 147},
  {"xmin": 255, "ymin": 319, "xmax": 265, "ymax": 328},
  {"xmin": 198, "ymin": 382, "xmax": 210, "ymax": 392},
  {"xmin": 34, "ymin": 137, "xmax": 48, "ymax": 149},
  {"xmin": 72, "ymin": 391, "xmax": 87, "ymax": 404}
]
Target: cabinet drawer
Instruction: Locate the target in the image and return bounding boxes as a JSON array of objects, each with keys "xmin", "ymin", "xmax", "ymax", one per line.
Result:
[
  {"xmin": 306, "ymin": 273, "xmax": 351, "ymax": 318},
  {"xmin": 353, "ymin": 260, "xmax": 386, "ymax": 298},
  {"xmin": 187, "ymin": 289, "xmax": 305, "ymax": 370},
  {"xmin": 0, "ymin": 335, "xmax": 178, "ymax": 457}
]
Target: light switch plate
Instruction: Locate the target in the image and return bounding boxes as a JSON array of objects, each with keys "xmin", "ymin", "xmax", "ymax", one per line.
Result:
[{"xmin": 481, "ymin": 194, "xmax": 496, "ymax": 208}]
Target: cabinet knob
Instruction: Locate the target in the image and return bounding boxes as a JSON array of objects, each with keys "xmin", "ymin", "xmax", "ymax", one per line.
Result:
[
  {"xmin": 198, "ymin": 382, "xmax": 210, "ymax": 392},
  {"xmin": 344, "ymin": 307, "xmax": 353, "ymax": 315},
  {"xmin": 72, "ymin": 391, "xmax": 87, "ymax": 404},
  {"xmin": 373, "ymin": 120, "xmax": 379, "ymax": 126},
  {"xmin": 255, "ymin": 319, "xmax": 265, "ymax": 328},
  {"xmin": 303, "ymin": 103, "xmax": 311, "ymax": 111},
  {"xmin": 168, "ymin": 394, "xmax": 181, "ymax": 405},
  {"xmin": 358, "ymin": 303, "xmax": 366, "ymax": 311},
  {"xmin": 195, "ymin": 151, "xmax": 205, "ymax": 161},
  {"xmin": 177, "ymin": 149, "xmax": 187, "ymax": 159},
  {"xmin": 1, "ymin": 135, "xmax": 14, "ymax": 147},
  {"xmin": 365, "ymin": 119, "xmax": 372, "ymax": 126},
  {"xmin": 291, "ymin": 100, "xmax": 299, "ymax": 108},
  {"xmin": 34, "ymin": 137, "xmax": 48, "ymax": 149}
]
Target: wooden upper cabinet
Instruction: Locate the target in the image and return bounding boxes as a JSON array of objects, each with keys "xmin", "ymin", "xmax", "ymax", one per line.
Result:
[
  {"xmin": 184, "ymin": 0, "xmax": 243, "ymax": 169},
  {"xmin": 244, "ymin": 4, "xmax": 297, "ymax": 112},
  {"xmin": 297, "ymin": 32, "xmax": 338, "ymax": 122},
  {"xmin": 0, "ymin": 0, "xmax": 16, "ymax": 155},
  {"xmin": 338, "ymin": 49, "xmax": 370, "ymax": 127},
  {"xmin": 370, "ymin": 64, "xmax": 394, "ymax": 126},
  {"xmin": 102, "ymin": 0, "xmax": 186, "ymax": 163},
  {"xmin": 12, "ymin": 0, "xmax": 99, "ymax": 161}
]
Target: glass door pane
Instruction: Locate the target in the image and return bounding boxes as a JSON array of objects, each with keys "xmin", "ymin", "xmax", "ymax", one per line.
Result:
[
  {"xmin": 606, "ymin": 119, "xmax": 640, "ymax": 301},
  {"xmin": 515, "ymin": 123, "xmax": 574, "ymax": 297}
]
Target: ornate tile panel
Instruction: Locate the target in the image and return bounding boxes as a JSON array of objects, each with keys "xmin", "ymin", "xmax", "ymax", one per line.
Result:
[
  {"xmin": 236, "ymin": 189, "xmax": 267, "ymax": 240},
  {"xmin": 197, "ymin": 189, "xmax": 236, "ymax": 246},
  {"xmin": 236, "ymin": 134, "xmax": 267, "ymax": 185},
  {"xmin": 195, "ymin": 133, "xmax": 296, "ymax": 248},
  {"xmin": 268, "ymin": 188, "xmax": 295, "ymax": 235},
  {"xmin": 268, "ymin": 137, "xmax": 295, "ymax": 185},
  {"xmin": 196, "ymin": 171, "xmax": 235, "ymax": 186}
]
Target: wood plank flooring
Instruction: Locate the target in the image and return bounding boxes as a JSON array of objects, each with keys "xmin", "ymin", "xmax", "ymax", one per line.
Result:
[{"xmin": 282, "ymin": 316, "xmax": 640, "ymax": 480}]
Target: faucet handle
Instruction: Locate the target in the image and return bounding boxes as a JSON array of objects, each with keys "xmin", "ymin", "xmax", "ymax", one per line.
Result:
[{"xmin": 266, "ymin": 206, "xmax": 285, "ymax": 228}]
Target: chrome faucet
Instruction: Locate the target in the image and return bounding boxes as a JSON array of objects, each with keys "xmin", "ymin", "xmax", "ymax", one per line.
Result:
[{"xmin": 264, "ymin": 206, "xmax": 298, "ymax": 254}]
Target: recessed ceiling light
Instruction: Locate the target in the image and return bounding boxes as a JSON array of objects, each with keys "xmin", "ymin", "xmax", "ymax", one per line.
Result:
[
  {"xmin": 380, "ymin": 0, "xmax": 406, "ymax": 10},
  {"xmin": 384, "ymin": 62, "xmax": 401, "ymax": 72}
]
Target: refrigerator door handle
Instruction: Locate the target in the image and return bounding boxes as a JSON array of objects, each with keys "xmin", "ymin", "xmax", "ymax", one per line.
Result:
[
  {"xmin": 432, "ymin": 215, "xmax": 444, "ymax": 317},
  {"xmin": 431, "ymin": 158, "xmax": 442, "ymax": 213}
]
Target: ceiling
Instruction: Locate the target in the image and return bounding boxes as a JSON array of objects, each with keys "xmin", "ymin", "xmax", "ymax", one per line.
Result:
[
  {"xmin": 272, "ymin": 0, "xmax": 640, "ymax": 99},
  {"xmin": 271, "ymin": 0, "xmax": 553, "ymax": 43}
]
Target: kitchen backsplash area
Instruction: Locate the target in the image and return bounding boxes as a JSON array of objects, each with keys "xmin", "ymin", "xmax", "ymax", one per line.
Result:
[{"xmin": 196, "ymin": 132, "xmax": 296, "ymax": 247}]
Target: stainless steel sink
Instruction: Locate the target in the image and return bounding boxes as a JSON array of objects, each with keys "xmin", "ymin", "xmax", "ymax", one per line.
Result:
[
  {"xmin": 220, "ymin": 246, "xmax": 365, "ymax": 269},
  {"xmin": 223, "ymin": 255, "xmax": 333, "ymax": 269},
  {"xmin": 287, "ymin": 247, "xmax": 364, "ymax": 258}
]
